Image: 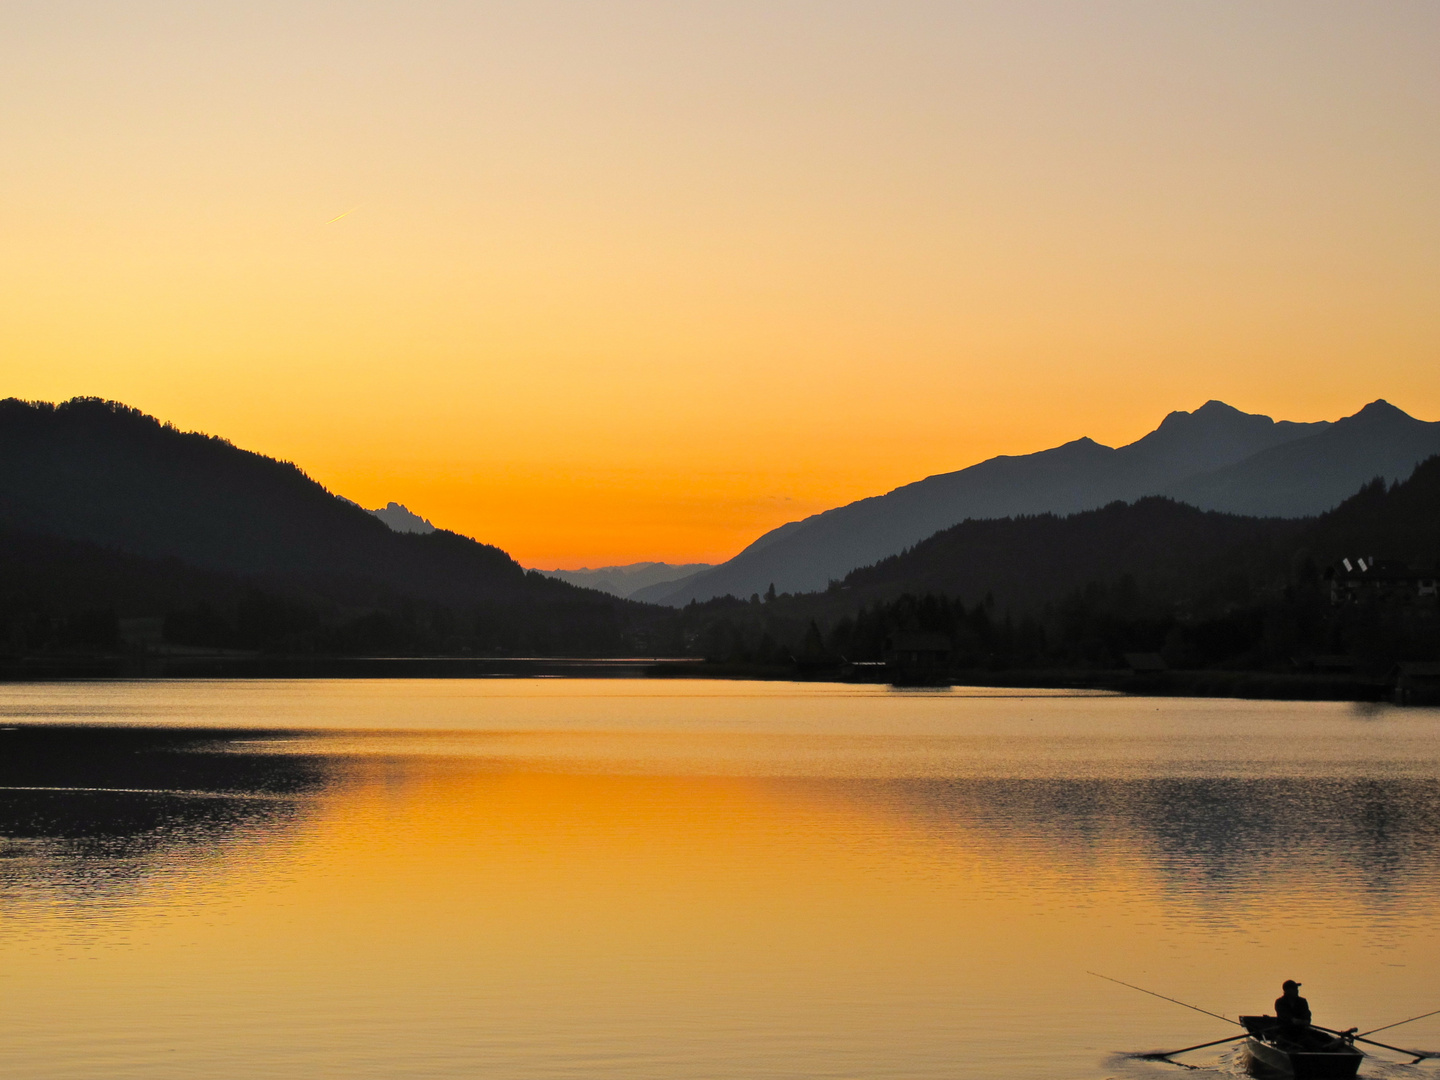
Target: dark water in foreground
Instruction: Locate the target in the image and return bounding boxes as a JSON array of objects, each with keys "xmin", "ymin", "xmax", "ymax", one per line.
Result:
[{"xmin": 2, "ymin": 680, "xmax": 1440, "ymax": 1079}]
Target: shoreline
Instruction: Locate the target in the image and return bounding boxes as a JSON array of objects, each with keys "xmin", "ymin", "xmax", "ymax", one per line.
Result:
[{"xmin": 0, "ymin": 653, "xmax": 1413, "ymax": 703}]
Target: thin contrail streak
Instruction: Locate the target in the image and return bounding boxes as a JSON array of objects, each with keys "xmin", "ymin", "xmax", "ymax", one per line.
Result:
[{"xmin": 326, "ymin": 205, "xmax": 362, "ymax": 224}]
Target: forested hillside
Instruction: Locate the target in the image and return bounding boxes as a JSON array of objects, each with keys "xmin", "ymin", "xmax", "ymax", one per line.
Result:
[
  {"xmin": 673, "ymin": 457, "xmax": 1440, "ymax": 674},
  {"xmin": 0, "ymin": 398, "xmax": 668, "ymax": 656},
  {"xmin": 841, "ymin": 498, "xmax": 1303, "ymax": 616}
]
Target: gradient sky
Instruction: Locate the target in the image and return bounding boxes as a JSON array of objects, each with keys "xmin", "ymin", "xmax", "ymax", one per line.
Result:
[{"xmin": 3, "ymin": 2, "xmax": 1437, "ymax": 568}]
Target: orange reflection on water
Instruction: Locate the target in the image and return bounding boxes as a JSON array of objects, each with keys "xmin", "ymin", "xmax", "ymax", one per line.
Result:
[{"xmin": 4, "ymin": 687, "xmax": 1440, "ymax": 1079}]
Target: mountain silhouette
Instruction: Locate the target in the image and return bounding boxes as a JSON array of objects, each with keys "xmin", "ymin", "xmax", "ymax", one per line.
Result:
[
  {"xmin": 0, "ymin": 398, "xmax": 589, "ymax": 611},
  {"xmin": 810, "ymin": 452, "xmax": 1440, "ymax": 623},
  {"xmin": 693, "ymin": 454, "xmax": 1440, "ymax": 674},
  {"xmin": 651, "ymin": 400, "xmax": 1436, "ymax": 605},
  {"xmin": 369, "ymin": 502, "xmax": 436, "ymax": 534},
  {"xmin": 539, "ymin": 562, "xmax": 714, "ymax": 599},
  {"xmin": 1165, "ymin": 400, "xmax": 1440, "ymax": 516}
]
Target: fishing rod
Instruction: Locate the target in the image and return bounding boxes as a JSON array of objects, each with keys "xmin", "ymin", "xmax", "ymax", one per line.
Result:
[
  {"xmin": 1086, "ymin": 972, "xmax": 1241, "ymax": 1028},
  {"xmin": 1359, "ymin": 1006, "xmax": 1440, "ymax": 1038}
]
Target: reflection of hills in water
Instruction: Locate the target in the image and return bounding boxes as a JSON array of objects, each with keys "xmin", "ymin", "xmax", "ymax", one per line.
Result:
[
  {"xmin": 8, "ymin": 727, "xmax": 1440, "ymax": 909},
  {"xmin": 0, "ymin": 727, "xmax": 331, "ymax": 900},
  {"xmin": 853, "ymin": 777, "xmax": 1440, "ymax": 900}
]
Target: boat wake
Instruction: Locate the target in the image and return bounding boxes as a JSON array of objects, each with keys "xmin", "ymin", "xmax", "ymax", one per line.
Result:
[
  {"xmin": 1104, "ymin": 1042, "xmax": 1440, "ymax": 1079},
  {"xmin": 1102, "ymin": 1047, "xmax": 1240, "ymax": 1077}
]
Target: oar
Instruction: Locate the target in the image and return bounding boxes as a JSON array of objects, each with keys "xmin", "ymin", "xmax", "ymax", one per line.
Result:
[
  {"xmin": 1312, "ymin": 1025, "xmax": 1436, "ymax": 1064},
  {"xmin": 1134, "ymin": 1034, "xmax": 1249, "ymax": 1060},
  {"xmin": 1087, "ymin": 972, "xmax": 1242, "ymax": 1028},
  {"xmin": 1351, "ymin": 1036, "xmax": 1436, "ymax": 1064}
]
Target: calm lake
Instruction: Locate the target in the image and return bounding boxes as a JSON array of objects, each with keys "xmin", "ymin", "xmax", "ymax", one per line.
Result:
[{"xmin": 2, "ymin": 679, "xmax": 1439, "ymax": 1079}]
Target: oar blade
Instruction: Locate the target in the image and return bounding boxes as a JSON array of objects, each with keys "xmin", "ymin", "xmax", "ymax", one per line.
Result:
[{"xmin": 1351, "ymin": 1035, "xmax": 1440, "ymax": 1062}]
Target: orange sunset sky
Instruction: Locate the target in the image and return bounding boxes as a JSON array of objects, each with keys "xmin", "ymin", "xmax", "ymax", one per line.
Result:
[{"xmin": 3, "ymin": 2, "xmax": 1437, "ymax": 568}]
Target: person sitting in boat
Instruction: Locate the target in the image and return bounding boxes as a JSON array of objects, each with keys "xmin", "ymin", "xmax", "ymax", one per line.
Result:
[{"xmin": 1275, "ymin": 980, "xmax": 1312, "ymax": 1032}]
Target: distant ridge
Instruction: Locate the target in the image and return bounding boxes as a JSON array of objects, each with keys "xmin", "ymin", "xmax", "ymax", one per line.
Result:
[
  {"xmin": 369, "ymin": 502, "xmax": 436, "ymax": 534},
  {"xmin": 538, "ymin": 562, "xmax": 713, "ymax": 599},
  {"xmin": 650, "ymin": 399, "xmax": 1439, "ymax": 606}
]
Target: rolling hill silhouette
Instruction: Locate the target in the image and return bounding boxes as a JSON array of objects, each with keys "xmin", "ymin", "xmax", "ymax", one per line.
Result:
[
  {"xmin": 0, "ymin": 398, "xmax": 656, "ymax": 655},
  {"xmin": 833, "ymin": 498, "xmax": 1305, "ymax": 618},
  {"xmin": 0, "ymin": 397, "xmax": 527, "ymax": 603}
]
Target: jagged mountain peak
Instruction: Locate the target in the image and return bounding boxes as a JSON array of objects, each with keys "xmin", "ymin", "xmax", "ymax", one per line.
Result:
[
  {"xmin": 1144, "ymin": 399, "xmax": 1276, "ymax": 437},
  {"xmin": 1157, "ymin": 400, "xmax": 1251, "ymax": 427},
  {"xmin": 1147, "ymin": 399, "xmax": 1296, "ymax": 438},
  {"xmin": 370, "ymin": 502, "xmax": 436, "ymax": 534},
  {"xmin": 1165, "ymin": 399, "xmax": 1438, "ymax": 517},
  {"xmin": 1116, "ymin": 400, "xmax": 1326, "ymax": 479}
]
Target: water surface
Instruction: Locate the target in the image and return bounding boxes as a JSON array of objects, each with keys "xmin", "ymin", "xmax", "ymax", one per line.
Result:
[{"xmin": 2, "ymin": 680, "xmax": 1439, "ymax": 1079}]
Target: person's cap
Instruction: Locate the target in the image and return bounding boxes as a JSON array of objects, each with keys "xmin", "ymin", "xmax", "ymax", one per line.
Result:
[{"xmin": 1283, "ymin": 980, "xmax": 1301, "ymax": 990}]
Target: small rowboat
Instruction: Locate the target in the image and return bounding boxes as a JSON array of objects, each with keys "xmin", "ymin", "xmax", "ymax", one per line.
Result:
[{"xmin": 1240, "ymin": 1016, "xmax": 1364, "ymax": 1078}]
